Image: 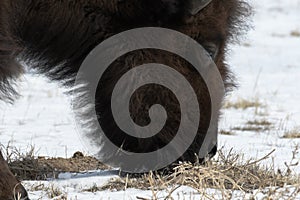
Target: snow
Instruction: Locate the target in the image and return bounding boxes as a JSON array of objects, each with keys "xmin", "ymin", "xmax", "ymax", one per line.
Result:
[
  {"xmin": 1, "ymin": 0, "xmax": 300, "ymax": 199},
  {"xmin": 219, "ymin": 0, "xmax": 300, "ymax": 172}
]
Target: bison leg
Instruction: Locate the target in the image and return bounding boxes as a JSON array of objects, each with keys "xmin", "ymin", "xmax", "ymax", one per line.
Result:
[
  {"xmin": 1, "ymin": 3, "xmax": 28, "ymax": 199},
  {"xmin": 0, "ymin": 151, "xmax": 29, "ymax": 200}
]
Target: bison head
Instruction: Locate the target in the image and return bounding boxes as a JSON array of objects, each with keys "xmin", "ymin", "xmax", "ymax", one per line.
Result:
[{"xmin": 0, "ymin": 0, "xmax": 251, "ymax": 172}]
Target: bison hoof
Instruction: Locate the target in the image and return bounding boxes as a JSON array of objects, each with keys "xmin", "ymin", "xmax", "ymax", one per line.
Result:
[
  {"xmin": 14, "ymin": 183, "xmax": 30, "ymax": 200},
  {"xmin": 0, "ymin": 183, "xmax": 29, "ymax": 200}
]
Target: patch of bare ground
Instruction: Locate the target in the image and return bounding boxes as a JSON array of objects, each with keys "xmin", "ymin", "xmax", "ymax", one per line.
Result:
[{"xmin": 1, "ymin": 144, "xmax": 109, "ymax": 180}]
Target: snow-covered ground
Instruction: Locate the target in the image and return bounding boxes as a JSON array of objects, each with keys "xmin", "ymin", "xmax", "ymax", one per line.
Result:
[
  {"xmin": 0, "ymin": 0, "xmax": 300, "ymax": 199},
  {"xmin": 220, "ymin": 0, "xmax": 300, "ymax": 171}
]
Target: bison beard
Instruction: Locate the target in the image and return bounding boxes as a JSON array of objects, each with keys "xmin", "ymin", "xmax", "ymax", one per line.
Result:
[{"xmin": 0, "ymin": 0, "xmax": 251, "ymax": 199}]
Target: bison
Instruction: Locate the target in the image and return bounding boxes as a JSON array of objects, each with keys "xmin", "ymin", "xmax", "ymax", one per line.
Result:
[{"xmin": 0, "ymin": 0, "xmax": 251, "ymax": 199}]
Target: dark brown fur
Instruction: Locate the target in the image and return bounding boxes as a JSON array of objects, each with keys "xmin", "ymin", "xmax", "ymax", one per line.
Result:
[
  {"xmin": 0, "ymin": 151, "xmax": 28, "ymax": 199},
  {"xmin": 0, "ymin": 0, "xmax": 251, "ymax": 199}
]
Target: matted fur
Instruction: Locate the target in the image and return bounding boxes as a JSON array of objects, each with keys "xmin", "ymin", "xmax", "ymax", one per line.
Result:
[{"xmin": 0, "ymin": 0, "xmax": 251, "ymax": 198}]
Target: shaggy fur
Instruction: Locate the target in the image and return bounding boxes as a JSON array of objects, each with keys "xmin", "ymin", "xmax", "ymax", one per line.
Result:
[{"xmin": 0, "ymin": 0, "xmax": 251, "ymax": 199}]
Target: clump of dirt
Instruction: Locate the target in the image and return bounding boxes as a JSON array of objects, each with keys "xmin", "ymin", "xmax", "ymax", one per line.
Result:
[{"xmin": 9, "ymin": 152, "xmax": 110, "ymax": 180}]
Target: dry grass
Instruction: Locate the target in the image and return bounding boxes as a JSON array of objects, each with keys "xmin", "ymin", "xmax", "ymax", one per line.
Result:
[
  {"xmin": 232, "ymin": 119, "xmax": 273, "ymax": 132},
  {"xmin": 27, "ymin": 183, "xmax": 67, "ymax": 199},
  {"xmin": 291, "ymin": 30, "xmax": 300, "ymax": 37},
  {"xmin": 282, "ymin": 128, "xmax": 300, "ymax": 139},
  {"xmin": 2, "ymin": 143, "xmax": 300, "ymax": 199},
  {"xmin": 224, "ymin": 98, "xmax": 264, "ymax": 110},
  {"xmin": 219, "ymin": 130, "xmax": 235, "ymax": 136},
  {"xmin": 242, "ymin": 43, "xmax": 251, "ymax": 47},
  {"xmin": 85, "ymin": 149, "xmax": 300, "ymax": 199},
  {"xmin": 232, "ymin": 126, "xmax": 267, "ymax": 132},
  {"xmin": 45, "ymin": 185, "xmax": 66, "ymax": 199},
  {"xmin": 246, "ymin": 120, "xmax": 272, "ymax": 127}
]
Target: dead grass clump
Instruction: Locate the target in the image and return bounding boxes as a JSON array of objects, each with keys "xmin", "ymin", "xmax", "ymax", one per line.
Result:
[
  {"xmin": 171, "ymin": 149, "xmax": 297, "ymax": 191},
  {"xmin": 28, "ymin": 183, "xmax": 67, "ymax": 199},
  {"xmin": 282, "ymin": 128, "xmax": 300, "ymax": 139},
  {"xmin": 246, "ymin": 120, "xmax": 272, "ymax": 127},
  {"xmin": 242, "ymin": 43, "xmax": 251, "ymax": 47},
  {"xmin": 83, "ymin": 175, "xmax": 160, "ymax": 193},
  {"xmin": 291, "ymin": 30, "xmax": 300, "ymax": 37},
  {"xmin": 99, "ymin": 149, "xmax": 299, "ymax": 199},
  {"xmin": 232, "ymin": 126, "xmax": 267, "ymax": 132},
  {"xmin": 220, "ymin": 130, "xmax": 235, "ymax": 136},
  {"xmin": 46, "ymin": 185, "xmax": 66, "ymax": 199},
  {"xmin": 232, "ymin": 119, "xmax": 273, "ymax": 132},
  {"xmin": 224, "ymin": 98, "xmax": 264, "ymax": 110}
]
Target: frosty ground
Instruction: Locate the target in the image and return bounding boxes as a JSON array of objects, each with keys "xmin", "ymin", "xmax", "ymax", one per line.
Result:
[{"xmin": 0, "ymin": 0, "xmax": 300, "ymax": 199}]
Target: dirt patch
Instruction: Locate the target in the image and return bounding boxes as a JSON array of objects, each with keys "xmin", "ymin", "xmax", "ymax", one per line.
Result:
[{"xmin": 8, "ymin": 152, "xmax": 110, "ymax": 180}]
